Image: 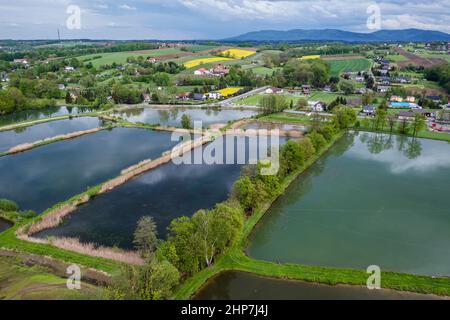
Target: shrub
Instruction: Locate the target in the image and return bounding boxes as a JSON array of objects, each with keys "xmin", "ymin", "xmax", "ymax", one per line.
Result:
[
  {"xmin": 0, "ymin": 199, "xmax": 19, "ymax": 212},
  {"xmin": 308, "ymin": 130, "xmax": 327, "ymax": 151}
]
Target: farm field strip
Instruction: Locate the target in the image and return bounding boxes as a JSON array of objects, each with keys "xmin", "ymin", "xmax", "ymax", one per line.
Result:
[{"xmin": 328, "ymin": 58, "xmax": 372, "ymax": 76}]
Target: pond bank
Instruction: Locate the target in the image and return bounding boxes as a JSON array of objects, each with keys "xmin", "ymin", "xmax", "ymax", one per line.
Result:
[{"xmin": 194, "ymin": 271, "xmax": 445, "ymax": 300}]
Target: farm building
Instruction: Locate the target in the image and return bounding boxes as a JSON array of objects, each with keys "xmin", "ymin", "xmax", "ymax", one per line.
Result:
[
  {"xmin": 193, "ymin": 93, "xmax": 207, "ymax": 101},
  {"xmin": 265, "ymin": 87, "xmax": 284, "ymax": 94},
  {"xmin": 194, "ymin": 68, "xmax": 210, "ymax": 76},
  {"xmin": 398, "ymin": 109, "xmax": 434, "ymax": 120},
  {"xmin": 177, "ymin": 92, "xmax": 191, "ymax": 102}
]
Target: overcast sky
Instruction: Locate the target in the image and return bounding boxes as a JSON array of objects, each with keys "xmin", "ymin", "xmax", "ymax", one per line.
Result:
[{"xmin": 0, "ymin": 0, "xmax": 449, "ymax": 40}]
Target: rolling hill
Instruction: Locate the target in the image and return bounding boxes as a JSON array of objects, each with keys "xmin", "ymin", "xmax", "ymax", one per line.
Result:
[{"xmin": 226, "ymin": 28, "xmax": 450, "ymax": 42}]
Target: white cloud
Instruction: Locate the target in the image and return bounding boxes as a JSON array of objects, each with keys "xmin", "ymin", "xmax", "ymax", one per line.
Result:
[
  {"xmin": 119, "ymin": 4, "xmax": 137, "ymax": 10},
  {"xmin": 382, "ymin": 14, "xmax": 450, "ymax": 33}
]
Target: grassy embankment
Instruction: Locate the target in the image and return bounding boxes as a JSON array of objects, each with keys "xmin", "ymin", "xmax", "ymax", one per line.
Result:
[
  {"xmin": 0, "ymin": 184, "xmax": 123, "ymax": 274},
  {"xmin": 174, "ymin": 128, "xmax": 450, "ymax": 299},
  {"xmin": 262, "ymin": 112, "xmax": 450, "ymax": 142},
  {"xmin": 0, "ymin": 255, "xmax": 103, "ymax": 300}
]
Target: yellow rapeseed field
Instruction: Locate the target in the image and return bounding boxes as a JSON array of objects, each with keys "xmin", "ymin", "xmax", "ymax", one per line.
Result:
[
  {"xmin": 184, "ymin": 57, "xmax": 234, "ymax": 69},
  {"xmin": 221, "ymin": 49, "xmax": 256, "ymax": 59},
  {"xmin": 217, "ymin": 87, "xmax": 243, "ymax": 97},
  {"xmin": 300, "ymin": 55, "xmax": 321, "ymax": 60}
]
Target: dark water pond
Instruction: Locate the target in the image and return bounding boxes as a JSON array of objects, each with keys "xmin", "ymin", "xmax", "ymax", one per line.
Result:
[
  {"xmin": 112, "ymin": 107, "xmax": 259, "ymax": 127},
  {"xmin": 0, "ymin": 106, "xmax": 93, "ymax": 127},
  {"xmin": 194, "ymin": 271, "xmax": 442, "ymax": 300},
  {"xmin": 0, "ymin": 117, "xmax": 101, "ymax": 152},
  {"xmin": 38, "ymin": 135, "xmax": 287, "ymax": 248},
  {"xmin": 0, "ymin": 218, "xmax": 12, "ymax": 233},
  {"xmin": 0, "ymin": 128, "xmax": 179, "ymax": 213},
  {"xmin": 248, "ymin": 132, "xmax": 450, "ymax": 277}
]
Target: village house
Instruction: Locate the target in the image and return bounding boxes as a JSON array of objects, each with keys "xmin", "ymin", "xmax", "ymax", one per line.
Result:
[
  {"xmin": 265, "ymin": 87, "xmax": 284, "ymax": 94},
  {"xmin": 406, "ymin": 96, "xmax": 416, "ymax": 103},
  {"xmin": 193, "ymin": 93, "xmax": 206, "ymax": 101},
  {"xmin": 58, "ymin": 84, "xmax": 66, "ymax": 90},
  {"xmin": 69, "ymin": 92, "xmax": 79, "ymax": 101},
  {"xmin": 207, "ymin": 92, "xmax": 222, "ymax": 100},
  {"xmin": 194, "ymin": 68, "xmax": 210, "ymax": 76},
  {"xmin": 210, "ymin": 64, "xmax": 230, "ymax": 76},
  {"xmin": 13, "ymin": 58, "xmax": 28, "ymax": 65},
  {"xmin": 398, "ymin": 109, "xmax": 434, "ymax": 120},
  {"xmin": 377, "ymin": 85, "xmax": 391, "ymax": 93},
  {"xmin": 301, "ymin": 85, "xmax": 311, "ymax": 95},
  {"xmin": 362, "ymin": 105, "xmax": 376, "ymax": 116},
  {"xmin": 308, "ymin": 101, "xmax": 325, "ymax": 112},
  {"xmin": 64, "ymin": 66, "xmax": 75, "ymax": 72},
  {"xmin": 177, "ymin": 92, "xmax": 190, "ymax": 102},
  {"xmin": 390, "ymin": 95, "xmax": 403, "ymax": 102},
  {"xmin": 427, "ymin": 96, "xmax": 442, "ymax": 103},
  {"xmin": 146, "ymin": 57, "xmax": 157, "ymax": 63},
  {"xmin": 142, "ymin": 93, "xmax": 152, "ymax": 103}
]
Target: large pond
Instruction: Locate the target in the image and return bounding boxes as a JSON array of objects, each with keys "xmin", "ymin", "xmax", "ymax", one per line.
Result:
[
  {"xmin": 0, "ymin": 106, "xmax": 93, "ymax": 127},
  {"xmin": 112, "ymin": 107, "xmax": 259, "ymax": 127},
  {"xmin": 194, "ymin": 271, "xmax": 442, "ymax": 300},
  {"xmin": 38, "ymin": 135, "xmax": 287, "ymax": 249},
  {"xmin": 248, "ymin": 132, "xmax": 450, "ymax": 277},
  {"xmin": 0, "ymin": 128, "xmax": 179, "ymax": 213},
  {"xmin": 0, "ymin": 117, "xmax": 102, "ymax": 153}
]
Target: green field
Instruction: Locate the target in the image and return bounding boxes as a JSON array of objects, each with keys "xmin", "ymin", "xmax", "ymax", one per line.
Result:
[
  {"xmin": 328, "ymin": 58, "xmax": 372, "ymax": 76},
  {"xmin": 251, "ymin": 66, "xmax": 281, "ymax": 76},
  {"xmin": 236, "ymin": 91, "xmax": 361, "ymax": 106},
  {"xmin": 387, "ymin": 54, "xmax": 409, "ymax": 62},
  {"xmin": 78, "ymin": 48, "xmax": 186, "ymax": 67},
  {"xmin": 0, "ymin": 255, "xmax": 102, "ymax": 300},
  {"xmin": 236, "ymin": 93, "xmax": 305, "ymax": 106}
]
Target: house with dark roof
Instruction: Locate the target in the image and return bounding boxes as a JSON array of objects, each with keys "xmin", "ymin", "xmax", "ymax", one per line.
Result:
[
  {"xmin": 193, "ymin": 93, "xmax": 206, "ymax": 101},
  {"xmin": 362, "ymin": 105, "xmax": 376, "ymax": 116}
]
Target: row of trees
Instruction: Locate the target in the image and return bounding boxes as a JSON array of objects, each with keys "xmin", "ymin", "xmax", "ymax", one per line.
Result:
[
  {"xmin": 0, "ymin": 86, "xmax": 57, "ymax": 114},
  {"xmin": 358, "ymin": 107, "xmax": 427, "ymax": 137}
]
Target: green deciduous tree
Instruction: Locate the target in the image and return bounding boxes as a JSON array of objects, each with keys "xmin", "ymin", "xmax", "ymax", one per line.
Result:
[{"xmin": 133, "ymin": 216, "xmax": 158, "ymax": 261}]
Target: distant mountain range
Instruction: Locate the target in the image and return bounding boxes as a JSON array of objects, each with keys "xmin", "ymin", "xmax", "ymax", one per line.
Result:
[{"xmin": 225, "ymin": 28, "xmax": 450, "ymax": 42}]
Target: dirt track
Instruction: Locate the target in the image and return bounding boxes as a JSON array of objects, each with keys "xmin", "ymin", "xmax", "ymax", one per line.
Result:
[{"xmin": 395, "ymin": 48, "xmax": 446, "ymax": 68}]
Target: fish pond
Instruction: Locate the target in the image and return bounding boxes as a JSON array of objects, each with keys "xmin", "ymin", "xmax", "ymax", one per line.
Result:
[
  {"xmin": 0, "ymin": 117, "xmax": 102, "ymax": 153},
  {"xmin": 0, "ymin": 106, "xmax": 94, "ymax": 127},
  {"xmin": 112, "ymin": 107, "xmax": 259, "ymax": 127},
  {"xmin": 0, "ymin": 127, "xmax": 179, "ymax": 213},
  {"xmin": 248, "ymin": 132, "xmax": 450, "ymax": 277},
  {"xmin": 37, "ymin": 135, "xmax": 287, "ymax": 249},
  {"xmin": 194, "ymin": 271, "xmax": 442, "ymax": 300}
]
